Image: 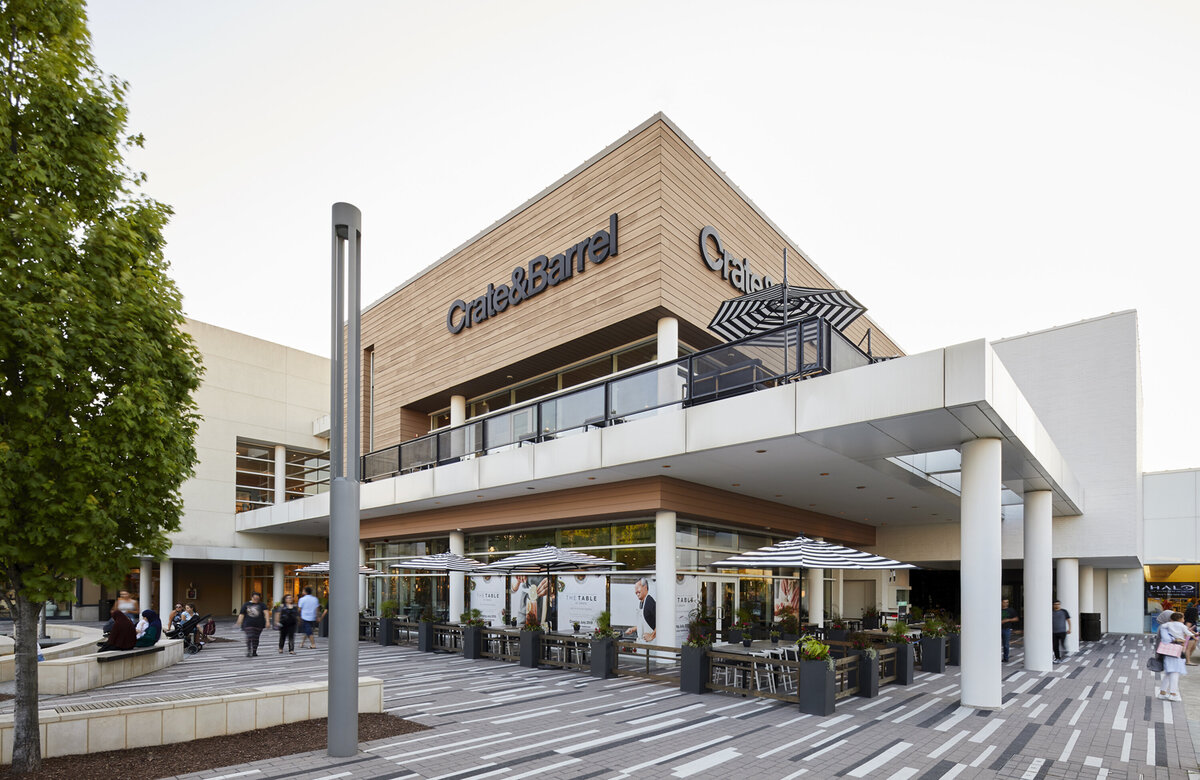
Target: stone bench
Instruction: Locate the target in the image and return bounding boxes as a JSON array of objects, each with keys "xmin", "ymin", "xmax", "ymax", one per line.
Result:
[
  {"xmin": 0, "ymin": 625, "xmax": 104, "ymax": 683},
  {"xmin": 37, "ymin": 638, "xmax": 184, "ymax": 694},
  {"xmin": 0, "ymin": 676, "xmax": 384, "ymax": 763}
]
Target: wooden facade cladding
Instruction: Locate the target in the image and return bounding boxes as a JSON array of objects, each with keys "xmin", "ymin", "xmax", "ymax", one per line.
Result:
[
  {"xmin": 359, "ymin": 476, "xmax": 875, "ymax": 548},
  {"xmin": 360, "ymin": 114, "xmax": 903, "ymax": 450}
]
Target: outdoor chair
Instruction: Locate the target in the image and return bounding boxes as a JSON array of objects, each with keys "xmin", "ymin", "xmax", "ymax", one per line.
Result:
[{"xmin": 752, "ymin": 651, "xmax": 776, "ymax": 694}]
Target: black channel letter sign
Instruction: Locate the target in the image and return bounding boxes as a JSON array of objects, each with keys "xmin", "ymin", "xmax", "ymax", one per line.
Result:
[
  {"xmin": 446, "ymin": 213, "xmax": 619, "ymax": 334},
  {"xmin": 699, "ymin": 225, "xmax": 774, "ymax": 295}
]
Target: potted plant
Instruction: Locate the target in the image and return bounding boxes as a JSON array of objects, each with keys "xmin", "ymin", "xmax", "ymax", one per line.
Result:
[
  {"xmin": 378, "ymin": 599, "xmax": 400, "ymax": 647},
  {"xmin": 501, "ymin": 607, "xmax": 511, "ymax": 627},
  {"xmin": 770, "ymin": 629, "xmax": 781, "ymax": 645},
  {"xmin": 680, "ymin": 607, "xmax": 714, "ymax": 695},
  {"xmin": 460, "ymin": 608, "xmax": 487, "ymax": 660},
  {"xmin": 776, "ymin": 606, "xmax": 800, "ymax": 641},
  {"xmin": 729, "ymin": 606, "xmax": 755, "ymax": 644},
  {"xmin": 590, "ymin": 610, "xmax": 619, "ymax": 679},
  {"xmin": 572, "ymin": 620, "xmax": 581, "ymax": 634},
  {"xmin": 849, "ymin": 632, "xmax": 880, "ymax": 698},
  {"xmin": 520, "ymin": 611, "xmax": 544, "ymax": 668},
  {"xmin": 945, "ymin": 619, "xmax": 962, "ymax": 666},
  {"xmin": 861, "ymin": 604, "xmax": 881, "ymax": 631},
  {"xmin": 826, "ymin": 613, "xmax": 849, "ymax": 643},
  {"xmin": 886, "ymin": 620, "xmax": 915, "ymax": 685},
  {"xmin": 918, "ymin": 617, "xmax": 948, "ymax": 674},
  {"xmin": 418, "ymin": 610, "xmax": 438, "ymax": 653},
  {"xmin": 796, "ymin": 635, "xmax": 836, "ymax": 715}
]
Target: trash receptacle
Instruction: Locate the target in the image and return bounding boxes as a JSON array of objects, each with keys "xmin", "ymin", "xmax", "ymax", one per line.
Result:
[{"xmin": 1080, "ymin": 612, "xmax": 1101, "ymax": 642}]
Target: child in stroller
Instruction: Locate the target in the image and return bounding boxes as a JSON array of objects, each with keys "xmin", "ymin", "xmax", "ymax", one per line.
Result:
[{"xmin": 165, "ymin": 612, "xmax": 212, "ymax": 655}]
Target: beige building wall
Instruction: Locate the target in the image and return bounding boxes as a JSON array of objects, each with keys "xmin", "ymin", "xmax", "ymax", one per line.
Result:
[
  {"xmin": 176, "ymin": 319, "xmax": 329, "ymax": 557},
  {"xmin": 360, "ymin": 115, "xmax": 902, "ymax": 448}
]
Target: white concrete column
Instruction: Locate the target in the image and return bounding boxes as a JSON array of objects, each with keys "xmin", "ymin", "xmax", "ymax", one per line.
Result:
[
  {"xmin": 808, "ymin": 568, "xmax": 824, "ymax": 628},
  {"xmin": 960, "ymin": 438, "xmax": 1002, "ymax": 709},
  {"xmin": 139, "ymin": 557, "xmax": 153, "ymax": 615},
  {"xmin": 359, "ymin": 543, "xmax": 369, "ymax": 612},
  {"xmin": 449, "ymin": 531, "xmax": 466, "ymax": 622},
  {"xmin": 1057, "ymin": 558, "xmax": 1080, "ymax": 653},
  {"xmin": 273, "ymin": 562, "xmax": 285, "ymax": 606},
  {"xmin": 835, "ymin": 569, "xmax": 844, "ymax": 620},
  {"xmin": 1079, "ymin": 566, "xmax": 1094, "ymax": 614},
  {"xmin": 450, "ymin": 395, "xmax": 466, "ymax": 427},
  {"xmin": 274, "ymin": 444, "xmax": 287, "ymax": 504},
  {"xmin": 1023, "ymin": 490, "xmax": 1053, "ymax": 672},
  {"xmin": 159, "ymin": 559, "xmax": 174, "ymax": 618},
  {"xmin": 1094, "ymin": 569, "xmax": 1109, "ymax": 633},
  {"xmin": 656, "ymin": 317, "xmax": 679, "ymax": 363},
  {"xmin": 655, "ymin": 510, "xmax": 678, "ymax": 647}
]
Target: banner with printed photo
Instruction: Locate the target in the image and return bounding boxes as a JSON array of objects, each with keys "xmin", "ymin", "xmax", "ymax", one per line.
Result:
[
  {"xmin": 774, "ymin": 577, "xmax": 802, "ymax": 622},
  {"xmin": 468, "ymin": 574, "xmax": 507, "ymax": 626},
  {"xmin": 675, "ymin": 575, "xmax": 699, "ymax": 642},
  {"xmin": 611, "ymin": 576, "xmax": 657, "ymax": 643},
  {"xmin": 509, "ymin": 574, "xmax": 551, "ymax": 627},
  {"xmin": 556, "ymin": 574, "xmax": 606, "ymax": 633}
]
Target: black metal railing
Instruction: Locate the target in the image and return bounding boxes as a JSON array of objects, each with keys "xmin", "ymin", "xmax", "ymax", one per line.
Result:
[{"xmin": 362, "ymin": 316, "xmax": 866, "ymax": 482}]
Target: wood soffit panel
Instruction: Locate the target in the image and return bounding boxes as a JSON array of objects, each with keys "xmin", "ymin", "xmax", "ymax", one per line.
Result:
[{"xmin": 359, "ymin": 476, "xmax": 876, "ymax": 547}]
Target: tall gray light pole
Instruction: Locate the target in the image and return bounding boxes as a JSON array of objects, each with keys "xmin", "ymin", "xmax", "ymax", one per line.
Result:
[{"xmin": 328, "ymin": 202, "xmax": 362, "ymax": 756}]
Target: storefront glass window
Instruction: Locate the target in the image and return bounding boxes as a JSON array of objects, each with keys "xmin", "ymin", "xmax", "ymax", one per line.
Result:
[
  {"xmin": 613, "ymin": 523, "xmax": 653, "ymax": 545},
  {"xmin": 235, "ymin": 441, "xmax": 274, "ymax": 512},
  {"xmin": 559, "ymin": 525, "xmax": 612, "ymax": 547}
]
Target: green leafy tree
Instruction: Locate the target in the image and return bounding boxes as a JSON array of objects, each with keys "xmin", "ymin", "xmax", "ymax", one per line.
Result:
[{"xmin": 0, "ymin": 1, "xmax": 202, "ymax": 772}]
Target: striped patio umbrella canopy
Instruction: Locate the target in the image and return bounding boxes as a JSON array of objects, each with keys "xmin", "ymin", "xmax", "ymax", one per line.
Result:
[
  {"xmin": 707, "ymin": 284, "xmax": 867, "ymax": 341},
  {"xmin": 709, "ymin": 536, "xmax": 915, "ymax": 570},
  {"xmin": 482, "ymin": 545, "xmax": 622, "ymax": 573},
  {"xmin": 390, "ymin": 552, "xmax": 486, "ymax": 572},
  {"xmin": 295, "ymin": 561, "xmax": 385, "ymax": 576}
]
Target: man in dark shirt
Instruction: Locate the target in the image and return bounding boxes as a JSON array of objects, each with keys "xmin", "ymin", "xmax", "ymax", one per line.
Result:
[
  {"xmin": 1001, "ymin": 598, "xmax": 1019, "ymax": 663},
  {"xmin": 235, "ymin": 592, "xmax": 269, "ymax": 658},
  {"xmin": 1185, "ymin": 601, "xmax": 1199, "ymax": 664},
  {"xmin": 1052, "ymin": 600, "xmax": 1072, "ymax": 663}
]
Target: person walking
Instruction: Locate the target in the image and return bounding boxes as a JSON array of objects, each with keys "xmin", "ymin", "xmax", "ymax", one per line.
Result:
[
  {"xmin": 1000, "ymin": 598, "xmax": 1019, "ymax": 662},
  {"xmin": 1052, "ymin": 600, "xmax": 1072, "ymax": 664},
  {"xmin": 1184, "ymin": 601, "xmax": 1199, "ymax": 665},
  {"xmin": 275, "ymin": 593, "xmax": 299, "ymax": 654},
  {"xmin": 298, "ymin": 586, "xmax": 322, "ymax": 649},
  {"xmin": 1157, "ymin": 611, "xmax": 1194, "ymax": 702},
  {"xmin": 235, "ymin": 592, "xmax": 268, "ymax": 657}
]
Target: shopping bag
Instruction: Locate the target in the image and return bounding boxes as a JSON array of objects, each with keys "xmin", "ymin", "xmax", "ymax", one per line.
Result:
[
  {"xmin": 1157, "ymin": 641, "xmax": 1183, "ymax": 657},
  {"xmin": 1147, "ymin": 653, "xmax": 1165, "ymax": 672}
]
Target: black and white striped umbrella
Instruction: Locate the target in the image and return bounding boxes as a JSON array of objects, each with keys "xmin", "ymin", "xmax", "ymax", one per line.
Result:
[
  {"xmin": 709, "ymin": 536, "xmax": 915, "ymax": 570},
  {"xmin": 390, "ymin": 552, "xmax": 486, "ymax": 572},
  {"xmin": 295, "ymin": 561, "xmax": 385, "ymax": 575},
  {"xmin": 482, "ymin": 545, "xmax": 621, "ymax": 573},
  {"xmin": 708, "ymin": 284, "xmax": 867, "ymax": 341}
]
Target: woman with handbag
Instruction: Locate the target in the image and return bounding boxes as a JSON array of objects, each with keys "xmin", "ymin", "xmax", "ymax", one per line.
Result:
[{"xmin": 1157, "ymin": 611, "xmax": 1194, "ymax": 702}]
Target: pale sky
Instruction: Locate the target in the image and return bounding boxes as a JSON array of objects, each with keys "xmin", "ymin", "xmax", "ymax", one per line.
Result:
[{"xmin": 84, "ymin": 1, "xmax": 1198, "ymax": 472}]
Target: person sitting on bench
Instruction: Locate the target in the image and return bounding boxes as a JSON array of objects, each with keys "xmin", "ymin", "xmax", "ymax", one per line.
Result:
[
  {"xmin": 98, "ymin": 605, "xmax": 136, "ymax": 652},
  {"xmin": 134, "ymin": 609, "xmax": 162, "ymax": 648}
]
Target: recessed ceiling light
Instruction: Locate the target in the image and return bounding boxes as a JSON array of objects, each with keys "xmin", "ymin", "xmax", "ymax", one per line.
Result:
[
  {"xmin": 476, "ymin": 495, "xmax": 483, "ymax": 498},
  {"xmin": 931, "ymin": 512, "xmax": 938, "ymax": 516},
  {"xmin": 808, "ymin": 503, "xmax": 816, "ymax": 507},
  {"xmin": 526, "ymin": 487, "xmax": 535, "ymax": 490},
  {"xmin": 880, "ymin": 521, "xmax": 888, "ymax": 526},
  {"xmin": 662, "ymin": 465, "xmax": 671, "ymax": 468},
  {"xmin": 886, "ymin": 497, "xmax": 895, "ymax": 500},
  {"xmin": 911, "ymin": 506, "xmax": 918, "ymax": 509},
  {"xmin": 819, "ymin": 472, "xmax": 830, "ymax": 477},
  {"xmin": 775, "ymin": 494, "xmax": 783, "ymax": 498},
  {"xmin": 856, "ymin": 486, "xmax": 866, "ymax": 490},
  {"xmin": 756, "ymin": 449, "xmax": 767, "ymax": 454},
  {"xmin": 587, "ymin": 477, "xmax": 596, "ymax": 480},
  {"xmin": 731, "ymin": 483, "xmax": 741, "ymax": 487}
]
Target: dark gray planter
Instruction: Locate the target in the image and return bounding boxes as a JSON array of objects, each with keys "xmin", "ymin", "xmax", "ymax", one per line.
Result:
[
  {"xmin": 946, "ymin": 634, "xmax": 961, "ymax": 666},
  {"xmin": 920, "ymin": 637, "xmax": 946, "ymax": 674},
  {"xmin": 856, "ymin": 651, "xmax": 880, "ymax": 698},
  {"xmin": 319, "ymin": 614, "xmax": 329, "ymax": 638},
  {"xmin": 727, "ymin": 629, "xmax": 744, "ymax": 644},
  {"xmin": 462, "ymin": 625, "xmax": 484, "ymax": 659},
  {"xmin": 889, "ymin": 642, "xmax": 915, "ymax": 685},
  {"xmin": 798, "ymin": 659, "xmax": 836, "ymax": 715},
  {"xmin": 826, "ymin": 628, "xmax": 849, "ymax": 643},
  {"xmin": 378, "ymin": 617, "xmax": 394, "ymax": 647},
  {"xmin": 590, "ymin": 637, "xmax": 617, "ymax": 679},
  {"xmin": 519, "ymin": 630, "xmax": 542, "ymax": 668},
  {"xmin": 680, "ymin": 645, "xmax": 711, "ymax": 695},
  {"xmin": 862, "ymin": 616, "xmax": 881, "ymax": 630},
  {"xmin": 418, "ymin": 621, "xmax": 435, "ymax": 653}
]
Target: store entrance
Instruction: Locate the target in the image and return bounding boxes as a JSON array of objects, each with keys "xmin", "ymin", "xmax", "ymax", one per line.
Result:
[{"xmin": 700, "ymin": 579, "xmax": 735, "ymax": 634}]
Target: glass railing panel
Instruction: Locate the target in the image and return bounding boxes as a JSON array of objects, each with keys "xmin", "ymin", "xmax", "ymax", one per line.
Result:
[
  {"xmin": 540, "ymin": 384, "xmax": 605, "ymax": 435},
  {"xmin": 609, "ymin": 363, "xmax": 686, "ymax": 419},
  {"xmin": 400, "ymin": 436, "xmax": 436, "ymax": 471},
  {"xmin": 436, "ymin": 421, "xmax": 483, "ymax": 461},
  {"xmin": 830, "ymin": 328, "xmax": 871, "ymax": 372},
  {"xmin": 363, "ymin": 447, "xmax": 399, "ymax": 480}
]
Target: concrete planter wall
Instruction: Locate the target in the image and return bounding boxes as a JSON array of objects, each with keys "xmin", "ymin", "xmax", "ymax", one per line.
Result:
[
  {"xmin": 590, "ymin": 637, "xmax": 617, "ymax": 679},
  {"xmin": 378, "ymin": 617, "xmax": 394, "ymax": 647},
  {"xmin": 680, "ymin": 645, "xmax": 710, "ymax": 695},
  {"xmin": 418, "ymin": 621, "xmax": 435, "ymax": 653},
  {"xmin": 888, "ymin": 642, "xmax": 915, "ymax": 685},
  {"xmin": 920, "ymin": 637, "xmax": 947, "ymax": 674},
  {"xmin": 798, "ymin": 659, "xmax": 836, "ymax": 716},
  {"xmin": 947, "ymin": 634, "xmax": 962, "ymax": 666},
  {"xmin": 856, "ymin": 651, "xmax": 880, "ymax": 698},
  {"xmin": 462, "ymin": 626, "xmax": 484, "ymax": 659},
  {"xmin": 519, "ymin": 630, "xmax": 542, "ymax": 668}
]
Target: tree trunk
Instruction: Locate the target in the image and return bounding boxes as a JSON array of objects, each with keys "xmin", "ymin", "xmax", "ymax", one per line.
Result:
[{"xmin": 11, "ymin": 592, "xmax": 43, "ymax": 773}]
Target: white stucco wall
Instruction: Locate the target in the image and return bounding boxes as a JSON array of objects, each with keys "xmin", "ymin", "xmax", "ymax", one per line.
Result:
[
  {"xmin": 1144, "ymin": 469, "xmax": 1200, "ymax": 563},
  {"xmin": 175, "ymin": 319, "xmax": 329, "ymax": 557},
  {"xmin": 991, "ymin": 311, "xmax": 1143, "ymax": 564}
]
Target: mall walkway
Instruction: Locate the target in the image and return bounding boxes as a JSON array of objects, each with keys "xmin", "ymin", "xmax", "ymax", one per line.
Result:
[{"xmin": 6, "ymin": 630, "xmax": 1199, "ymax": 779}]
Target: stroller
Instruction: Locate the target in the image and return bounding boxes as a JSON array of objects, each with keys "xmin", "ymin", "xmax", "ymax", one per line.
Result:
[{"xmin": 165, "ymin": 612, "xmax": 212, "ymax": 655}]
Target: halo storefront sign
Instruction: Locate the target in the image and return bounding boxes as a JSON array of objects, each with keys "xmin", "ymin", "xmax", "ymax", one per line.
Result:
[
  {"xmin": 699, "ymin": 225, "xmax": 774, "ymax": 295},
  {"xmin": 446, "ymin": 213, "xmax": 619, "ymax": 334}
]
